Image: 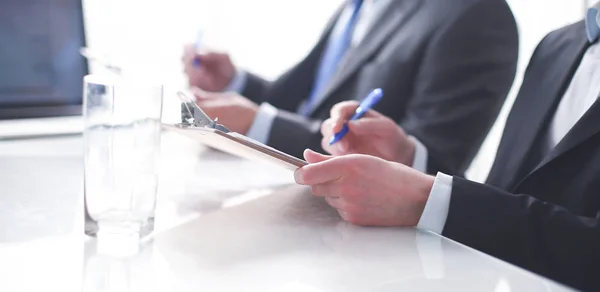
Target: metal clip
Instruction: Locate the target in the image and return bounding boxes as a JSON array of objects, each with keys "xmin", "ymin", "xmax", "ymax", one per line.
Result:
[{"xmin": 176, "ymin": 91, "xmax": 231, "ymax": 133}]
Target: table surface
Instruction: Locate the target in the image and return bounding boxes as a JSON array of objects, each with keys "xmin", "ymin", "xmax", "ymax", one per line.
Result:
[{"xmin": 0, "ymin": 133, "xmax": 575, "ymax": 292}]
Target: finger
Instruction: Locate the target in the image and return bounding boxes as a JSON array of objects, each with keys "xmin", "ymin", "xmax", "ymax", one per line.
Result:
[
  {"xmin": 295, "ymin": 153, "xmax": 345, "ymax": 185},
  {"xmin": 331, "ymin": 120, "xmax": 348, "ymax": 133},
  {"xmin": 304, "ymin": 149, "xmax": 333, "ymax": 164},
  {"xmin": 347, "ymin": 117, "xmax": 395, "ymax": 135},
  {"xmin": 322, "ymin": 136, "xmax": 351, "ymax": 156},
  {"xmin": 183, "ymin": 45, "xmax": 203, "ymax": 66},
  {"xmin": 196, "ymin": 52, "xmax": 227, "ymax": 66},
  {"xmin": 194, "ymin": 89, "xmax": 222, "ymax": 100},
  {"xmin": 330, "ymin": 101, "xmax": 360, "ymax": 119},
  {"xmin": 194, "ymin": 53, "xmax": 209, "ymax": 65},
  {"xmin": 321, "ymin": 119, "xmax": 348, "ymax": 152},
  {"xmin": 320, "ymin": 118, "xmax": 336, "ymax": 137},
  {"xmin": 330, "ymin": 100, "xmax": 383, "ymax": 120},
  {"xmin": 194, "ymin": 97, "xmax": 232, "ymax": 118},
  {"xmin": 295, "ymin": 164, "xmax": 341, "ymax": 185}
]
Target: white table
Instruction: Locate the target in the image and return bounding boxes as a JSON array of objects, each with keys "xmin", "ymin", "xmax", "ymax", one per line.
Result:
[{"xmin": 0, "ymin": 134, "xmax": 575, "ymax": 292}]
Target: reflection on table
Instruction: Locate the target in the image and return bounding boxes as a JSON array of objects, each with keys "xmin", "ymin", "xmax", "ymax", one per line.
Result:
[{"xmin": 0, "ymin": 135, "xmax": 574, "ymax": 292}]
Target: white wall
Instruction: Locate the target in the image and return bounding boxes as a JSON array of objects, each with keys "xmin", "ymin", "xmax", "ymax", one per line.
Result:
[
  {"xmin": 83, "ymin": 0, "xmax": 342, "ymax": 122},
  {"xmin": 83, "ymin": 0, "xmax": 589, "ymax": 178}
]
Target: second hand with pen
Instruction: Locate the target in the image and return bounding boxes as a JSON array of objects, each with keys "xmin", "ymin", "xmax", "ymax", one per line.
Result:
[{"xmin": 328, "ymin": 88, "xmax": 384, "ymax": 145}]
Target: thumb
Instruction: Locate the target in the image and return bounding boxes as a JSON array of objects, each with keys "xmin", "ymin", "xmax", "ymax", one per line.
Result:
[{"xmin": 304, "ymin": 149, "xmax": 334, "ymax": 164}]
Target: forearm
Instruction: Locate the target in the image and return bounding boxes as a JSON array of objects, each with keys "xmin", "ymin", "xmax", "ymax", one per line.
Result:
[
  {"xmin": 241, "ymin": 72, "xmax": 271, "ymax": 104},
  {"xmin": 443, "ymin": 177, "xmax": 600, "ymax": 291},
  {"xmin": 267, "ymin": 110, "xmax": 324, "ymax": 159}
]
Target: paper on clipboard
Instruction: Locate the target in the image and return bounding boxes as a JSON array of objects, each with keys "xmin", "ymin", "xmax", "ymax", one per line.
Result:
[{"xmin": 163, "ymin": 124, "xmax": 307, "ymax": 171}]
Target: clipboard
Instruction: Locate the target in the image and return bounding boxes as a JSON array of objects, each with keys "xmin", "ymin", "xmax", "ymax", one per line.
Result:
[
  {"xmin": 163, "ymin": 92, "xmax": 307, "ymax": 171},
  {"xmin": 163, "ymin": 124, "xmax": 306, "ymax": 170}
]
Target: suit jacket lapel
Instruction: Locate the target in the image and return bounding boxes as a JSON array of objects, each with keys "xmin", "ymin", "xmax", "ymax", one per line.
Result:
[
  {"xmin": 487, "ymin": 24, "xmax": 588, "ymax": 190},
  {"xmin": 508, "ymin": 26, "xmax": 592, "ymax": 189},
  {"xmin": 306, "ymin": 0, "xmax": 422, "ymax": 115},
  {"xmin": 524, "ymin": 97, "xmax": 600, "ymax": 178}
]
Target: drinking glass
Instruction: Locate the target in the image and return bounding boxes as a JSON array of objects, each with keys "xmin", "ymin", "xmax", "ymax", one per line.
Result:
[{"xmin": 83, "ymin": 75, "xmax": 163, "ymax": 240}]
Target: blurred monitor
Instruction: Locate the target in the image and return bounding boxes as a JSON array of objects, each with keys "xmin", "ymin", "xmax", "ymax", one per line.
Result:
[{"xmin": 0, "ymin": 0, "xmax": 88, "ymax": 119}]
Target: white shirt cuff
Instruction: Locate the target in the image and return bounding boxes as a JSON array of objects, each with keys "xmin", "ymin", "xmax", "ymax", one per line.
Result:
[
  {"xmin": 410, "ymin": 136, "xmax": 428, "ymax": 173},
  {"xmin": 223, "ymin": 69, "xmax": 247, "ymax": 93},
  {"xmin": 417, "ymin": 172, "xmax": 453, "ymax": 234},
  {"xmin": 245, "ymin": 102, "xmax": 278, "ymax": 144}
]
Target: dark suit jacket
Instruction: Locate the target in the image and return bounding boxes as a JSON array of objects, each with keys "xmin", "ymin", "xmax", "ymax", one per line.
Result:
[
  {"xmin": 242, "ymin": 0, "xmax": 518, "ymax": 175},
  {"xmin": 442, "ymin": 22, "xmax": 600, "ymax": 292}
]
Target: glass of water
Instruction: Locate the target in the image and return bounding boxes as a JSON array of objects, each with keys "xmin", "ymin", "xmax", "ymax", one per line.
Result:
[{"xmin": 83, "ymin": 75, "xmax": 163, "ymax": 241}]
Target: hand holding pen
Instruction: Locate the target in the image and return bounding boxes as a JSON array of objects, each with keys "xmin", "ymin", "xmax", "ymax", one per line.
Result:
[
  {"xmin": 328, "ymin": 88, "xmax": 384, "ymax": 145},
  {"xmin": 182, "ymin": 32, "xmax": 237, "ymax": 92},
  {"xmin": 320, "ymin": 89, "xmax": 418, "ymax": 166}
]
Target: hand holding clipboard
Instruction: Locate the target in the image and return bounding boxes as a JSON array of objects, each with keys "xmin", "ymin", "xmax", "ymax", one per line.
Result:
[{"xmin": 163, "ymin": 92, "xmax": 307, "ymax": 170}]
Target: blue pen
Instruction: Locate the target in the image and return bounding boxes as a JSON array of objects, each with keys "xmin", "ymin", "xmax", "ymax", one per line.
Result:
[
  {"xmin": 329, "ymin": 88, "xmax": 384, "ymax": 145},
  {"xmin": 192, "ymin": 30, "xmax": 203, "ymax": 68}
]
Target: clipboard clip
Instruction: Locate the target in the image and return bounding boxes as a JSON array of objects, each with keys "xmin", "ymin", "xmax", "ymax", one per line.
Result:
[{"xmin": 176, "ymin": 91, "xmax": 231, "ymax": 133}]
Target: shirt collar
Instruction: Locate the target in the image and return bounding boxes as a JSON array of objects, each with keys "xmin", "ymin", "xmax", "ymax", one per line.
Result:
[
  {"xmin": 347, "ymin": 0, "xmax": 382, "ymax": 5},
  {"xmin": 586, "ymin": 7, "xmax": 600, "ymax": 43}
]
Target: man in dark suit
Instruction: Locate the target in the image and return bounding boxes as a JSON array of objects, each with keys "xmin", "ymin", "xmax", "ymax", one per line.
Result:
[
  {"xmin": 295, "ymin": 5, "xmax": 600, "ymax": 291},
  {"xmin": 182, "ymin": 0, "xmax": 518, "ymax": 174}
]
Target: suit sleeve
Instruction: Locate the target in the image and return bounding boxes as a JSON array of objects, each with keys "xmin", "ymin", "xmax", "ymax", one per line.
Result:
[
  {"xmin": 266, "ymin": 110, "xmax": 324, "ymax": 159},
  {"xmin": 241, "ymin": 72, "xmax": 271, "ymax": 104},
  {"xmin": 403, "ymin": 0, "xmax": 519, "ymax": 175},
  {"xmin": 443, "ymin": 177, "xmax": 600, "ymax": 291}
]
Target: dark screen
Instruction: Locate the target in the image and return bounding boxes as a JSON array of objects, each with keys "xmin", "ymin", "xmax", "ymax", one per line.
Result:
[{"xmin": 0, "ymin": 0, "xmax": 87, "ymax": 109}]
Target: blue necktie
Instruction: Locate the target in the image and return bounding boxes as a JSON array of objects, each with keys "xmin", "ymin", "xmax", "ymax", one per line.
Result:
[
  {"xmin": 299, "ymin": 0, "xmax": 364, "ymax": 116},
  {"xmin": 586, "ymin": 7, "xmax": 600, "ymax": 43}
]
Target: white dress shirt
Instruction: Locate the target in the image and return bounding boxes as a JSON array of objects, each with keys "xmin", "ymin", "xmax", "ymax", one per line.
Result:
[
  {"xmin": 416, "ymin": 34, "xmax": 600, "ymax": 234},
  {"xmin": 223, "ymin": 0, "xmax": 393, "ymax": 143}
]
